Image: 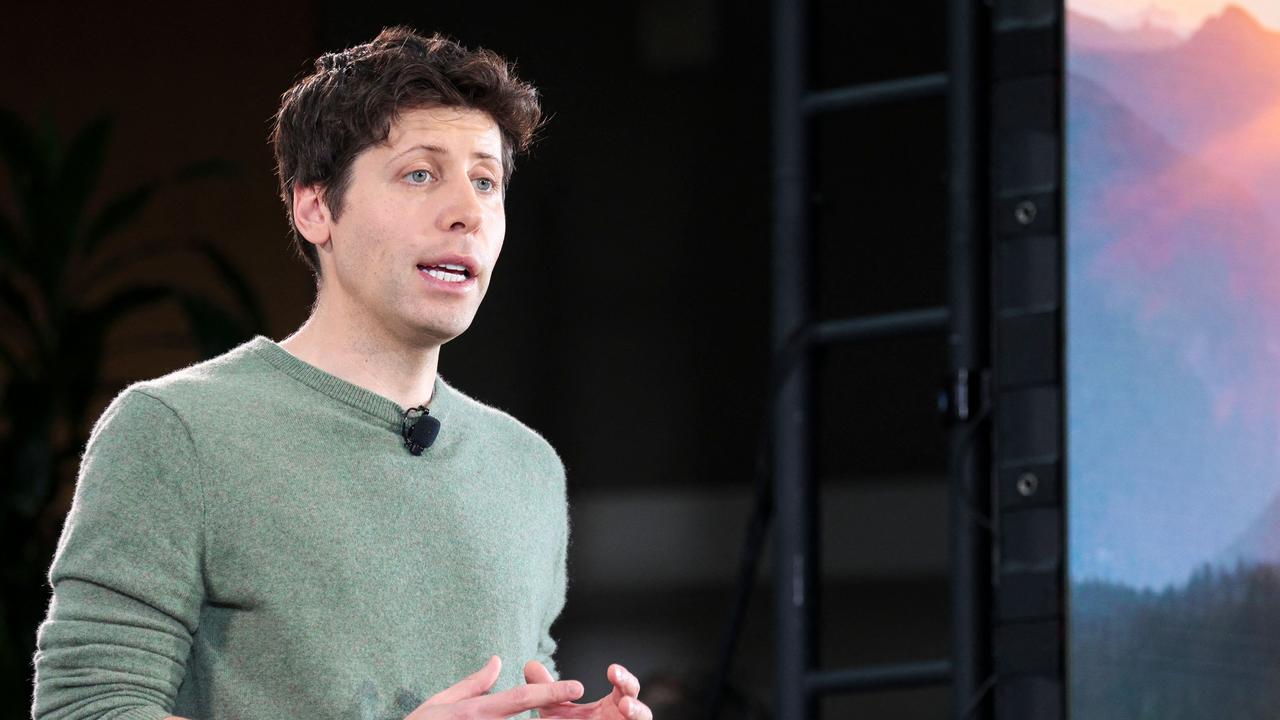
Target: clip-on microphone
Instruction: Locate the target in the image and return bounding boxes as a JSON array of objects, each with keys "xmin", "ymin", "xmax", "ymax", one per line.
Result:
[{"xmin": 401, "ymin": 404, "xmax": 441, "ymax": 455}]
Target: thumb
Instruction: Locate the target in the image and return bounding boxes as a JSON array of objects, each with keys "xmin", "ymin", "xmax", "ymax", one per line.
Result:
[
  {"xmin": 426, "ymin": 655, "xmax": 503, "ymax": 705},
  {"xmin": 523, "ymin": 659, "xmax": 556, "ymax": 685}
]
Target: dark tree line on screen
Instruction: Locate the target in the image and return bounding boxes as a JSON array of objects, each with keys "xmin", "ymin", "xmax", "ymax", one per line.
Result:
[{"xmin": 1072, "ymin": 562, "xmax": 1280, "ymax": 720}]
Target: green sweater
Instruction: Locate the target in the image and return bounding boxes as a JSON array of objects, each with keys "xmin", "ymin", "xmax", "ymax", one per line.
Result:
[{"xmin": 33, "ymin": 336, "xmax": 568, "ymax": 720}]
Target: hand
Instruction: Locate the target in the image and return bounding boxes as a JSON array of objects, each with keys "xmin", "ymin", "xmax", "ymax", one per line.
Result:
[
  {"xmin": 523, "ymin": 660, "xmax": 653, "ymax": 720},
  {"xmin": 405, "ymin": 655, "xmax": 585, "ymax": 720}
]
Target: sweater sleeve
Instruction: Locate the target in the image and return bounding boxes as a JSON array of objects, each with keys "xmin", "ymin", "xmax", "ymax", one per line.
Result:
[
  {"xmin": 33, "ymin": 389, "xmax": 205, "ymax": 720},
  {"xmin": 533, "ymin": 462, "xmax": 569, "ymax": 680}
]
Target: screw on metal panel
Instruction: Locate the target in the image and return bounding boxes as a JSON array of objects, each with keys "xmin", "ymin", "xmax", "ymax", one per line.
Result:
[
  {"xmin": 1016, "ymin": 472, "xmax": 1039, "ymax": 497},
  {"xmin": 1014, "ymin": 200, "xmax": 1037, "ymax": 226}
]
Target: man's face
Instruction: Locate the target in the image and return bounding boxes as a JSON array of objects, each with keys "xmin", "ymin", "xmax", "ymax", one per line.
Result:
[{"xmin": 309, "ymin": 106, "xmax": 507, "ymax": 346}]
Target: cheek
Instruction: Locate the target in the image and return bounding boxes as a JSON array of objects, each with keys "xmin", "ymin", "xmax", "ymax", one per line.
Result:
[
  {"xmin": 488, "ymin": 212, "xmax": 507, "ymax": 264},
  {"xmin": 352, "ymin": 203, "xmax": 404, "ymax": 266},
  {"xmin": 492, "ymin": 229, "xmax": 506, "ymax": 258},
  {"xmin": 334, "ymin": 227, "xmax": 396, "ymax": 287}
]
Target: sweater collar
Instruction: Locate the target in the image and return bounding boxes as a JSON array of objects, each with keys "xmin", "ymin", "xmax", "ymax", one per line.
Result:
[{"xmin": 246, "ymin": 335, "xmax": 458, "ymax": 431}]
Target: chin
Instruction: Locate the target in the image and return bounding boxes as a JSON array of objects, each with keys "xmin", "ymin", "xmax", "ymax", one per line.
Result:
[{"xmin": 414, "ymin": 318, "xmax": 475, "ymax": 345}]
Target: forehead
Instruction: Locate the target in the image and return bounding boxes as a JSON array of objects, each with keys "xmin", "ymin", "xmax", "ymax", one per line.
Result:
[{"xmin": 383, "ymin": 106, "xmax": 503, "ymax": 152}]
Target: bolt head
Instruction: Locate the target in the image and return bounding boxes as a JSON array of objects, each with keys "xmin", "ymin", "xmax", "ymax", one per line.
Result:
[{"xmin": 1014, "ymin": 200, "xmax": 1038, "ymax": 226}]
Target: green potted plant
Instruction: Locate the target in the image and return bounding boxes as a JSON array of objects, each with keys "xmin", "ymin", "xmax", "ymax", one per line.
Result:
[{"xmin": 0, "ymin": 109, "xmax": 265, "ymax": 715}]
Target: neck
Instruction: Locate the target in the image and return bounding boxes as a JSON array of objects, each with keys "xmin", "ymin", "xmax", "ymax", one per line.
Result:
[{"xmin": 278, "ymin": 285, "xmax": 442, "ymax": 411}]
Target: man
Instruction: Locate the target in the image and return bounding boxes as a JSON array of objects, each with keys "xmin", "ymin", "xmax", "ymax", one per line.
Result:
[{"xmin": 32, "ymin": 27, "xmax": 652, "ymax": 720}]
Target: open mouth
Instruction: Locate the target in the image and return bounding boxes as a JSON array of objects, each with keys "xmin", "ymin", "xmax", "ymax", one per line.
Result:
[{"xmin": 416, "ymin": 263, "xmax": 472, "ymax": 283}]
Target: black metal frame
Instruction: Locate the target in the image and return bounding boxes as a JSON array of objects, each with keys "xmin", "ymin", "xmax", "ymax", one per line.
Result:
[
  {"xmin": 769, "ymin": 0, "xmax": 993, "ymax": 719},
  {"xmin": 988, "ymin": 0, "xmax": 1067, "ymax": 718},
  {"xmin": 948, "ymin": 0, "xmax": 993, "ymax": 716}
]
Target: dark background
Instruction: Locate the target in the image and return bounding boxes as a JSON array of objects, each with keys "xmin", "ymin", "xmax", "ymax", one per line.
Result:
[{"xmin": 1, "ymin": 2, "xmax": 953, "ymax": 718}]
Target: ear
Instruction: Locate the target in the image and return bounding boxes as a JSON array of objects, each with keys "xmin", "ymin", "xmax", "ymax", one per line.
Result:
[{"xmin": 292, "ymin": 182, "xmax": 333, "ymax": 249}]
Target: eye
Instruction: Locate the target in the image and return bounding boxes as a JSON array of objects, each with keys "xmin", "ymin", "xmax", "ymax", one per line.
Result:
[
  {"xmin": 473, "ymin": 177, "xmax": 496, "ymax": 194},
  {"xmin": 405, "ymin": 169, "xmax": 433, "ymax": 185}
]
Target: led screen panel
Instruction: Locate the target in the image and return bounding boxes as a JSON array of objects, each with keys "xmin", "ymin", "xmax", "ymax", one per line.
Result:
[{"xmin": 1067, "ymin": 2, "xmax": 1280, "ymax": 716}]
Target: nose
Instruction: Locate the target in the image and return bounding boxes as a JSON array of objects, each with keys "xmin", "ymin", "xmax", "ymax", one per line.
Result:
[{"xmin": 436, "ymin": 176, "xmax": 484, "ymax": 234}]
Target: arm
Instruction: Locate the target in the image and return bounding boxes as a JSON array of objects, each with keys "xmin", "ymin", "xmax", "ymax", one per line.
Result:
[
  {"xmin": 533, "ymin": 484, "xmax": 569, "ymax": 678},
  {"xmin": 33, "ymin": 390, "xmax": 205, "ymax": 720},
  {"xmin": 156, "ymin": 656, "xmax": 585, "ymax": 720},
  {"xmin": 523, "ymin": 463, "xmax": 652, "ymax": 720}
]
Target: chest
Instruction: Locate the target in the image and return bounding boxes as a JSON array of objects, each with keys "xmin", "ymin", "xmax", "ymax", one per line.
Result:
[{"xmin": 199, "ymin": 427, "xmax": 563, "ymax": 613}]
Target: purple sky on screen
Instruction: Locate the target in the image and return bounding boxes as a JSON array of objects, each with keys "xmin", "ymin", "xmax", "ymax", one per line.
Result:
[
  {"xmin": 1067, "ymin": 4, "xmax": 1280, "ymax": 588},
  {"xmin": 1069, "ymin": 1, "xmax": 1279, "ymax": 35}
]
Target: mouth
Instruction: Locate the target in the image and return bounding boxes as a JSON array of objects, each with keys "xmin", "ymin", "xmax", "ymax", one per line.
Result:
[{"xmin": 416, "ymin": 262, "xmax": 472, "ymax": 283}]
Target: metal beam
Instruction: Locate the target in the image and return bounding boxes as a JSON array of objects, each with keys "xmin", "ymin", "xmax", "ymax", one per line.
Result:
[
  {"xmin": 810, "ymin": 307, "xmax": 950, "ymax": 346},
  {"xmin": 772, "ymin": 0, "xmax": 815, "ymax": 718},
  {"xmin": 806, "ymin": 659, "xmax": 952, "ymax": 695},
  {"xmin": 947, "ymin": 0, "xmax": 992, "ymax": 717},
  {"xmin": 804, "ymin": 73, "xmax": 949, "ymax": 115}
]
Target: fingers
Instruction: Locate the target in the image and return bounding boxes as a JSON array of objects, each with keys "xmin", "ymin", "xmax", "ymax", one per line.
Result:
[
  {"xmin": 617, "ymin": 696, "xmax": 653, "ymax": 720},
  {"xmin": 523, "ymin": 660, "xmax": 575, "ymax": 717},
  {"xmin": 471, "ymin": 678, "xmax": 584, "ymax": 717},
  {"xmin": 608, "ymin": 664, "xmax": 641, "ymax": 699},
  {"xmin": 524, "ymin": 659, "xmax": 556, "ymax": 685},
  {"xmin": 608, "ymin": 665, "xmax": 647, "ymax": 720},
  {"xmin": 426, "ymin": 655, "xmax": 503, "ymax": 705}
]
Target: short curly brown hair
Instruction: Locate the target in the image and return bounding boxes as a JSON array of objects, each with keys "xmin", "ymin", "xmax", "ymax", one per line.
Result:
[{"xmin": 269, "ymin": 26, "xmax": 543, "ymax": 279}]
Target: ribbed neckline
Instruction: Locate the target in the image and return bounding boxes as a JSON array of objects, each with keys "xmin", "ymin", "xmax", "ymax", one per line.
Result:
[{"xmin": 246, "ymin": 335, "xmax": 458, "ymax": 431}]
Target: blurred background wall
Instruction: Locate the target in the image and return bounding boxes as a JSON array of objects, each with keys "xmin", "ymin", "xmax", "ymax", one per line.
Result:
[{"xmin": 0, "ymin": 2, "xmax": 953, "ymax": 718}]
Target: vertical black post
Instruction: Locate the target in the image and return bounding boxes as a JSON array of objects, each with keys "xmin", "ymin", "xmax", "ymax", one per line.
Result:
[
  {"xmin": 772, "ymin": 0, "xmax": 813, "ymax": 719},
  {"xmin": 947, "ymin": 0, "xmax": 991, "ymax": 718}
]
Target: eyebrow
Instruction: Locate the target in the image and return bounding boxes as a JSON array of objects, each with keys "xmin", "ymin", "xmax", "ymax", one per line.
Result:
[{"xmin": 389, "ymin": 144, "xmax": 501, "ymax": 163}]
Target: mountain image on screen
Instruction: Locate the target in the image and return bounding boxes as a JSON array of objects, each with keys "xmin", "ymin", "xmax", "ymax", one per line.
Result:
[{"xmin": 1068, "ymin": 5, "xmax": 1280, "ymax": 717}]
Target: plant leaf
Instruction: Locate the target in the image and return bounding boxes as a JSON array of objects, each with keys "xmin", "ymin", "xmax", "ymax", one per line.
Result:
[
  {"xmin": 0, "ymin": 333, "xmax": 32, "ymax": 380},
  {"xmin": 21, "ymin": 116, "xmax": 114, "ymax": 297},
  {"xmin": 191, "ymin": 239, "xmax": 266, "ymax": 330},
  {"xmin": 57, "ymin": 307, "xmax": 113, "ymax": 464},
  {"xmin": 79, "ymin": 159, "xmax": 235, "ymax": 259},
  {"xmin": 82, "ymin": 284, "xmax": 176, "ymax": 327},
  {"xmin": 79, "ymin": 180, "xmax": 161, "ymax": 260},
  {"xmin": 0, "ymin": 109, "xmax": 46, "ymax": 255},
  {"xmin": 0, "ymin": 270, "xmax": 45, "ymax": 356},
  {"xmin": 174, "ymin": 290, "xmax": 253, "ymax": 358},
  {"xmin": 55, "ymin": 115, "xmax": 113, "ymax": 251},
  {"xmin": 69, "ymin": 234, "xmax": 200, "ymax": 295},
  {"xmin": 56, "ymin": 285, "xmax": 237, "ymax": 463},
  {"xmin": 54, "ymin": 288, "xmax": 167, "ymax": 399},
  {"xmin": 0, "ymin": 209, "xmax": 23, "ymax": 268}
]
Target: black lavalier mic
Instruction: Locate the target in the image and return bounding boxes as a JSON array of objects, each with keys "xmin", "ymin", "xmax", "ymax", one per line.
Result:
[{"xmin": 400, "ymin": 405, "xmax": 441, "ymax": 455}]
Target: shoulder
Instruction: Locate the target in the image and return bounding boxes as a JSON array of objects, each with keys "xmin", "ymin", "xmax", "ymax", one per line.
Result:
[
  {"xmin": 126, "ymin": 336, "xmax": 269, "ymax": 406},
  {"xmin": 89, "ymin": 337, "xmax": 275, "ymax": 445},
  {"xmin": 87, "ymin": 385, "xmax": 191, "ymax": 458},
  {"xmin": 443, "ymin": 379, "xmax": 565, "ymax": 479}
]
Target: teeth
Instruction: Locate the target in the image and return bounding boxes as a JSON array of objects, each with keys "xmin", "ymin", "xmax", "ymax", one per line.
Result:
[
  {"xmin": 423, "ymin": 267, "xmax": 466, "ymax": 283},
  {"xmin": 438, "ymin": 263, "xmax": 467, "ymax": 272}
]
